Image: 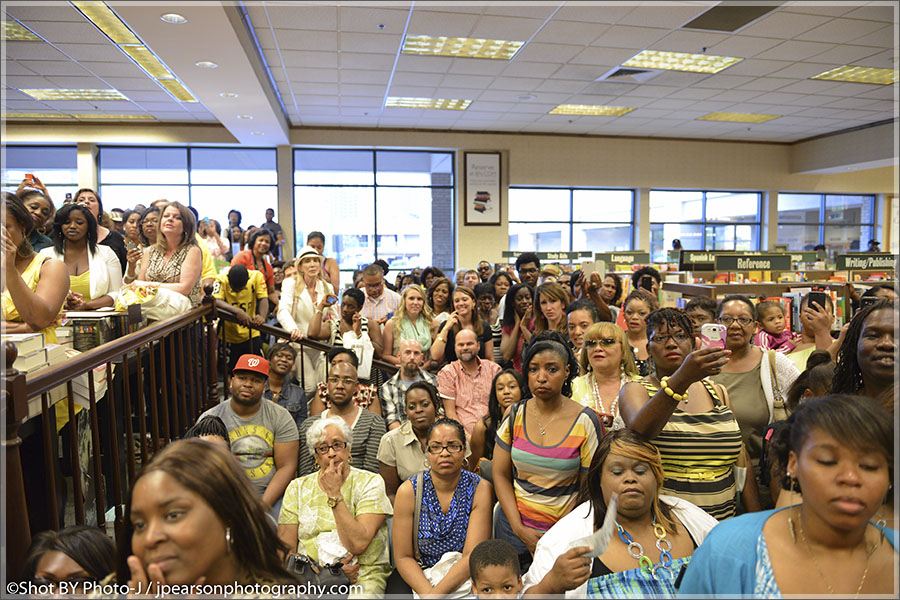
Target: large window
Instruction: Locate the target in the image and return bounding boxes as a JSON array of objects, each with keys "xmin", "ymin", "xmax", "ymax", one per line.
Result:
[
  {"xmin": 293, "ymin": 149, "xmax": 454, "ymax": 288},
  {"xmin": 508, "ymin": 187, "xmax": 634, "ymax": 255},
  {"xmin": 1, "ymin": 145, "xmax": 78, "ymax": 205},
  {"xmin": 98, "ymin": 147, "xmax": 278, "ymax": 228},
  {"xmin": 650, "ymin": 190, "xmax": 760, "ymax": 262},
  {"xmin": 777, "ymin": 193, "xmax": 875, "ymax": 253}
]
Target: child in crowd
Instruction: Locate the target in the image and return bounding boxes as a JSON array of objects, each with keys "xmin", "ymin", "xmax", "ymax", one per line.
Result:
[
  {"xmin": 470, "ymin": 539, "xmax": 523, "ymax": 598},
  {"xmin": 754, "ymin": 300, "xmax": 800, "ymax": 353}
]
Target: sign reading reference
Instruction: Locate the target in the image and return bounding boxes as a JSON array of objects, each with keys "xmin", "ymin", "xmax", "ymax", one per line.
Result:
[{"xmin": 715, "ymin": 253, "xmax": 792, "ymax": 271}]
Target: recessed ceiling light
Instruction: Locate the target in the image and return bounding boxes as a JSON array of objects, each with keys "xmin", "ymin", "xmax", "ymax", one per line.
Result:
[
  {"xmin": 549, "ymin": 104, "xmax": 634, "ymax": 116},
  {"xmin": 156, "ymin": 79, "xmax": 197, "ymax": 102},
  {"xmin": 21, "ymin": 88, "xmax": 130, "ymax": 101},
  {"xmin": 195, "ymin": 61, "xmax": 217, "ymax": 69},
  {"xmin": 72, "ymin": 2, "xmax": 140, "ymax": 44},
  {"xmin": 698, "ymin": 112, "xmax": 779, "ymax": 123},
  {"xmin": 237, "ymin": 114, "xmax": 253, "ymax": 120},
  {"xmin": 220, "ymin": 92, "xmax": 238, "ymax": 98},
  {"xmin": 3, "ymin": 21, "xmax": 41, "ymax": 41},
  {"xmin": 623, "ymin": 49, "xmax": 742, "ymax": 74},
  {"xmin": 160, "ymin": 13, "xmax": 187, "ymax": 24},
  {"xmin": 810, "ymin": 65, "xmax": 898, "ymax": 85},
  {"xmin": 386, "ymin": 97, "xmax": 472, "ymax": 110},
  {"xmin": 402, "ymin": 35, "xmax": 524, "ymax": 60},
  {"xmin": 250, "ymin": 131, "xmax": 264, "ymax": 135},
  {"xmin": 518, "ymin": 94, "xmax": 536, "ymax": 101}
]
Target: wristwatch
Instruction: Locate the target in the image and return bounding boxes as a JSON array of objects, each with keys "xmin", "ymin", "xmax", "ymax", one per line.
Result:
[{"xmin": 327, "ymin": 495, "xmax": 343, "ymax": 508}]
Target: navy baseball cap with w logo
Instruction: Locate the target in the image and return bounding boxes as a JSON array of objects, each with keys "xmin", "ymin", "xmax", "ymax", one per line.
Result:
[{"xmin": 233, "ymin": 354, "xmax": 269, "ymax": 377}]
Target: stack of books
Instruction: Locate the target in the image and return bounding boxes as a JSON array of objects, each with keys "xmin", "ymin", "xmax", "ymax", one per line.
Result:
[
  {"xmin": 64, "ymin": 311, "xmax": 134, "ymax": 351},
  {"xmin": 3, "ymin": 333, "xmax": 48, "ymax": 374}
]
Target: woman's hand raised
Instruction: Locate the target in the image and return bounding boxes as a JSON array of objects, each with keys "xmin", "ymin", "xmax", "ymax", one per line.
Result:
[{"xmin": 674, "ymin": 346, "xmax": 730, "ymax": 384}]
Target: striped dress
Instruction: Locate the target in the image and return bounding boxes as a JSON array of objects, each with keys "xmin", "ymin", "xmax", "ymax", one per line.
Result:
[
  {"xmin": 634, "ymin": 376, "xmax": 742, "ymax": 521},
  {"xmin": 496, "ymin": 399, "xmax": 604, "ymax": 531}
]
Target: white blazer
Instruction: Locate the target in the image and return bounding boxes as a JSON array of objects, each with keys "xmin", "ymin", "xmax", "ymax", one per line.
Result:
[
  {"xmin": 40, "ymin": 243, "xmax": 124, "ymax": 302},
  {"xmin": 276, "ymin": 276, "xmax": 339, "ymax": 393}
]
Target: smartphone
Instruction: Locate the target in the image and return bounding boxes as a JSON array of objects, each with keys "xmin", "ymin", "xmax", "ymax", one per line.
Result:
[
  {"xmin": 699, "ymin": 323, "xmax": 727, "ymax": 350},
  {"xmin": 581, "ymin": 260, "xmax": 595, "ymax": 279},
  {"xmin": 65, "ymin": 193, "xmax": 73, "ymax": 202},
  {"xmin": 325, "ymin": 296, "xmax": 337, "ymax": 305},
  {"xmin": 640, "ymin": 275, "xmax": 654, "ymax": 292},
  {"xmin": 25, "ymin": 173, "xmax": 34, "ymax": 181},
  {"xmin": 807, "ymin": 291, "xmax": 828, "ymax": 311}
]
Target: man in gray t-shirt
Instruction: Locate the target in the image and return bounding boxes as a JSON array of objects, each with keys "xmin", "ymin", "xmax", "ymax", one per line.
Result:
[{"xmin": 198, "ymin": 354, "xmax": 298, "ymax": 509}]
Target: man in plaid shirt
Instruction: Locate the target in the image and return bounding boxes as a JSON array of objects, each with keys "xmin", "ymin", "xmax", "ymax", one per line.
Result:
[{"xmin": 380, "ymin": 338, "xmax": 437, "ymax": 429}]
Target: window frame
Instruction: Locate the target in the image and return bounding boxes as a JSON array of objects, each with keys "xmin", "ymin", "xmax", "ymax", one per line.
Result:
[
  {"xmin": 776, "ymin": 192, "xmax": 876, "ymax": 250},
  {"xmin": 1, "ymin": 144, "xmax": 79, "ymax": 199}
]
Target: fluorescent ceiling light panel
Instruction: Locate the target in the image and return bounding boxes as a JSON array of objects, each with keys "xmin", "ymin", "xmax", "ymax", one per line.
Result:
[
  {"xmin": 386, "ymin": 97, "xmax": 471, "ymax": 110},
  {"xmin": 402, "ymin": 35, "xmax": 524, "ymax": 60},
  {"xmin": 72, "ymin": 1, "xmax": 140, "ymax": 44},
  {"xmin": 156, "ymin": 79, "xmax": 197, "ymax": 103},
  {"xmin": 71, "ymin": 113, "xmax": 155, "ymax": 120},
  {"xmin": 549, "ymin": 104, "xmax": 634, "ymax": 116},
  {"xmin": 623, "ymin": 50, "xmax": 742, "ymax": 74},
  {"xmin": 20, "ymin": 88, "xmax": 129, "ymax": 101},
  {"xmin": 3, "ymin": 21, "xmax": 41, "ymax": 41},
  {"xmin": 810, "ymin": 65, "xmax": 898, "ymax": 85},
  {"xmin": 698, "ymin": 112, "xmax": 779, "ymax": 123},
  {"xmin": 3, "ymin": 113, "xmax": 73, "ymax": 119},
  {"xmin": 121, "ymin": 45, "xmax": 174, "ymax": 78}
]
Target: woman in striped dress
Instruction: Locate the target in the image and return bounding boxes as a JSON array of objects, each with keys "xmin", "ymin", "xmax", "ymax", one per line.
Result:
[{"xmin": 619, "ymin": 308, "xmax": 760, "ymax": 520}]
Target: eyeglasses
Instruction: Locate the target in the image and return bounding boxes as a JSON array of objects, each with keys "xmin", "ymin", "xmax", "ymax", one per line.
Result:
[
  {"xmin": 718, "ymin": 316, "xmax": 753, "ymax": 327},
  {"xmin": 650, "ymin": 332, "xmax": 691, "ymax": 344},
  {"xmin": 326, "ymin": 376, "xmax": 357, "ymax": 386},
  {"xmin": 315, "ymin": 441, "xmax": 348, "ymax": 455},
  {"xmin": 426, "ymin": 442, "xmax": 465, "ymax": 455},
  {"xmin": 478, "ymin": 265, "xmax": 491, "ymax": 271},
  {"xmin": 585, "ymin": 338, "xmax": 617, "ymax": 348}
]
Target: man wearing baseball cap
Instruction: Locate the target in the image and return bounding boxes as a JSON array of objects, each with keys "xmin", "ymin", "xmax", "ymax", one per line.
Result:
[{"xmin": 197, "ymin": 354, "xmax": 299, "ymax": 512}]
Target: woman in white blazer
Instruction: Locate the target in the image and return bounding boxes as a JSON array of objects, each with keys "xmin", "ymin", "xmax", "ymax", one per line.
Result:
[
  {"xmin": 276, "ymin": 245, "xmax": 339, "ymax": 394},
  {"xmin": 40, "ymin": 203, "xmax": 123, "ymax": 310}
]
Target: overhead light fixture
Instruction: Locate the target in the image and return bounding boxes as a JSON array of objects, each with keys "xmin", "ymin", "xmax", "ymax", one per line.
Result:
[
  {"xmin": 195, "ymin": 61, "xmax": 218, "ymax": 69},
  {"xmin": 623, "ymin": 49, "xmax": 742, "ymax": 74},
  {"xmin": 549, "ymin": 104, "xmax": 634, "ymax": 116},
  {"xmin": 402, "ymin": 35, "xmax": 524, "ymax": 60},
  {"xmin": 698, "ymin": 112, "xmax": 779, "ymax": 123},
  {"xmin": 3, "ymin": 21, "xmax": 41, "ymax": 41},
  {"xmin": 386, "ymin": 97, "xmax": 472, "ymax": 110},
  {"xmin": 237, "ymin": 114, "xmax": 253, "ymax": 120},
  {"xmin": 810, "ymin": 65, "xmax": 898, "ymax": 85},
  {"xmin": 160, "ymin": 13, "xmax": 187, "ymax": 24},
  {"xmin": 20, "ymin": 88, "xmax": 130, "ymax": 101},
  {"xmin": 3, "ymin": 113, "xmax": 73, "ymax": 119},
  {"xmin": 156, "ymin": 79, "xmax": 197, "ymax": 102},
  {"xmin": 72, "ymin": 1, "xmax": 140, "ymax": 44},
  {"xmin": 250, "ymin": 131, "xmax": 264, "ymax": 135},
  {"xmin": 220, "ymin": 92, "xmax": 238, "ymax": 98},
  {"xmin": 518, "ymin": 94, "xmax": 537, "ymax": 101},
  {"xmin": 121, "ymin": 45, "xmax": 174, "ymax": 78},
  {"xmin": 71, "ymin": 113, "xmax": 155, "ymax": 120}
]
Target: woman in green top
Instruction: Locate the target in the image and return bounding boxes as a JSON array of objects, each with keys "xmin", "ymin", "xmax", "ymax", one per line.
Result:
[{"xmin": 382, "ymin": 284, "xmax": 436, "ymax": 365}]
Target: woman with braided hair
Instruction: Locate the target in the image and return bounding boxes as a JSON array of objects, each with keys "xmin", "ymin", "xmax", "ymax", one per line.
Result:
[
  {"xmin": 620, "ymin": 308, "xmax": 759, "ymax": 520},
  {"xmin": 830, "ymin": 299, "xmax": 896, "ymax": 414}
]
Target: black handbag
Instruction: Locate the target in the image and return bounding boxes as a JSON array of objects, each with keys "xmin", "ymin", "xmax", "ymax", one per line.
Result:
[{"xmin": 286, "ymin": 553, "xmax": 351, "ymax": 590}]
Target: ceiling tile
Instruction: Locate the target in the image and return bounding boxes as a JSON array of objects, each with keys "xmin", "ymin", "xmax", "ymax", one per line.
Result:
[
  {"xmin": 643, "ymin": 71, "xmax": 710, "ymax": 88},
  {"xmin": 15, "ymin": 60, "xmax": 85, "ymax": 77},
  {"xmin": 739, "ymin": 11, "xmax": 832, "ymax": 38},
  {"xmin": 469, "ymin": 15, "xmax": 544, "ymax": 40},
  {"xmin": 53, "ymin": 43, "xmax": 135, "ymax": 62},
  {"xmin": 339, "ymin": 32, "xmax": 402, "ymax": 53},
  {"xmin": 532, "ymin": 20, "xmax": 608, "ymax": 45},
  {"xmin": 281, "ymin": 50, "xmax": 338, "ymax": 69},
  {"xmin": 43, "ymin": 75, "xmax": 111, "ymax": 89},
  {"xmin": 823, "ymin": 96, "xmax": 880, "ymax": 109},
  {"xmin": 549, "ymin": 64, "xmax": 605, "ymax": 80},
  {"xmin": 466, "ymin": 100, "xmax": 517, "ymax": 112},
  {"xmin": 807, "ymin": 44, "xmax": 883, "ymax": 64},
  {"xmin": 392, "ymin": 72, "xmax": 443, "ymax": 86},
  {"xmin": 795, "ymin": 17, "xmax": 887, "ymax": 44},
  {"xmin": 705, "ymin": 35, "xmax": 782, "ymax": 59},
  {"xmin": 337, "ymin": 6, "xmax": 410, "ymax": 33},
  {"xmin": 569, "ymin": 46, "xmax": 637, "ymax": 67},
  {"xmin": 736, "ymin": 78, "xmax": 794, "ymax": 91},
  {"xmin": 387, "ymin": 84, "xmax": 437, "ymax": 96},
  {"xmin": 23, "ymin": 20, "xmax": 109, "ymax": 44},
  {"xmin": 840, "ymin": 5, "xmax": 895, "ymax": 22},
  {"xmin": 477, "ymin": 90, "xmax": 531, "ymax": 103},
  {"xmin": 298, "ymin": 105, "xmax": 340, "ymax": 115},
  {"xmin": 339, "ymin": 83, "xmax": 385, "ymax": 96},
  {"xmin": 4, "ymin": 41, "xmax": 68, "ymax": 61},
  {"xmin": 253, "ymin": 27, "xmax": 276, "ymax": 50},
  {"xmin": 506, "ymin": 102, "xmax": 558, "ymax": 113},
  {"xmin": 514, "ymin": 42, "xmax": 584, "ymax": 63},
  {"xmin": 395, "ymin": 54, "xmax": 453, "ymax": 73},
  {"xmin": 535, "ymin": 79, "xmax": 587, "ymax": 94},
  {"xmin": 80, "ymin": 61, "xmax": 145, "ymax": 78},
  {"xmin": 846, "ymin": 25, "xmax": 895, "ymax": 49},
  {"xmin": 651, "ymin": 30, "xmax": 730, "ymax": 54},
  {"xmin": 339, "ymin": 52, "xmax": 395, "ymax": 70},
  {"xmin": 123, "ymin": 90, "xmax": 173, "ymax": 102},
  {"xmin": 620, "ymin": 84, "xmax": 679, "ymax": 98},
  {"xmin": 439, "ymin": 73, "xmax": 495, "ymax": 88},
  {"xmin": 590, "ymin": 25, "xmax": 668, "ymax": 50},
  {"xmin": 693, "ymin": 74, "xmax": 756, "ymax": 89},
  {"xmin": 643, "ymin": 98, "xmax": 697, "ymax": 110},
  {"xmin": 501, "ymin": 60, "xmax": 560, "ymax": 78},
  {"xmin": 819, "ymin": 81, "xmax": 894, "ymax": 97},
  {"xmin": 263, "ymin": 5, "xmax": 337, "ymax": 30},
  {"xmin": 854, "ymin": 49, "xmax": 897, "ymax": 69},
  {"xmin": 273, "ymin": 29, "xmax": 338, "ymax": 52},
  {"xmin": 294, "ymin": 82, "xmax": 339, "ymax": 95},
  {"xmin": 768, "ymin": 61, "xmax": 835, "ymax": 79},
  {"xmin": 488, "ymin": 77, "xmax": 542, "ymax": 91},
  {"xmin": 434, "ymin": 86, "xmax": 486, "ymax": 99},
  {"xmin": 338, "ymin": 96, "xmax": 383, "ymax": 108},
  {"xmin": 481, "ymin": 5, "xmax": 560, "ymax": 19},
  {"xmin": 553, "ymin": 4, "xmax": 634, "ymax": 24},
  {"xmin": 339, "ymin": 69, "xmax": 392, "ymax": 84},
  {"xmin": 723, "ymin": 58, "xmax": 794, "ymax": 77},
  {"xmin": 754, "ymin": 40, "xmax": 837, "ymax": 61},
  {"xmin": 286, "ymin": 67, "xmax": 339, "ymax": 82},
  {"xmin": 4, "ymin": 4, "xmax": 87, "ymax": 22},
  {"xmin": 665, "ymin": 87, "xmax": 724, "ymax": 100},
  {"xmin": 708, "ymin": 89, "xmax": 766, "ymax": 102},
  {"xmin": 447, "ymin": 58, "xmax": 509, "ymax": 76},
  {"xmin": 406, "ymin": 10, "xmax": 478, "ymax": 37},
  {"xmin": 136, "ymin": 101, "xmax": 184, "ymax": 112},
  {"xmin": 4, "ymin": 61, "xmax": 38, "ymax": 76},
  {"xmin": 102, "ymin": 77, "xmax": 169, "ymax": 91},
  {"xmin": 616, "ymin": 5, "xmax": 711, "ymax": 28}
]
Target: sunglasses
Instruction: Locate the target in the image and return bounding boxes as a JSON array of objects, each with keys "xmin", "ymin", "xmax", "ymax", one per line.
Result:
[{"xmin": 584, "ymin": 337, "xmax": 617, "ymax": 348}]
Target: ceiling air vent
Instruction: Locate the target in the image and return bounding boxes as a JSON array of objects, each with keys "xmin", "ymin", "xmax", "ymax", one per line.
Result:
[
  {"xmin": 596, "ymin": 67, "xmax": 659, "ymax": 84},
  {"xmin": 682, "ymin": 4, "xmax": 778, "ymax": 33}
]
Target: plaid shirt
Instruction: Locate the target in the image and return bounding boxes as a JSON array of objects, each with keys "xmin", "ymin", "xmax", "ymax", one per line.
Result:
[
  {"xmin": 360, "ymin": 288, "xmax": 401, "ymax": 322},
  {"xmin": 379, "ymin": 369, "xmax": 439, "ymax": 426},
  {"xmin": 436, "ymin": 358, "xmax": 502, "ymax": 438}
]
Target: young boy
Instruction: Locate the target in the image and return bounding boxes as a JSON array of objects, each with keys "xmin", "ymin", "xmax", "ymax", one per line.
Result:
[
  {"xmin": 684, "ymin": 296, "xmax": 718, "ymax": 337},
  {"xmin": 470, "ymin": 539, "xmax": 523, "ymax": 598},
  {"xmin": 212, "ymin": 264, "xmax": 269, "ymax": 379},
  {"xmin": 754, "ymin": 300, "xmax": 800, "ymax": 353}
]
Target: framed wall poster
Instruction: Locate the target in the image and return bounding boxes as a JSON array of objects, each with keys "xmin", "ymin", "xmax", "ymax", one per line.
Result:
[{"xmin": 464, "ymin": 151, "xmax": 501, "ymax": 225}]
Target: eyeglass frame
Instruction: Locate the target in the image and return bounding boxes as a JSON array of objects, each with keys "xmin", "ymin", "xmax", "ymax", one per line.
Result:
[
  {"xmin": 314, "ymin": 441, "xmax": 348, "ymax": 455},
  {"xmin": 718, "ymin": 316, "xmax": 754, "ymax": 327},
  {"xmin": 326, "ymin": 376, "xmax": 357, "ymax": 386},
  {"xmin": 426, "ymin": 442, "xmax": 465, "ymax": 455},
  {"xmin": 649, "ymin": 332, "xmax": 692, "ymax": 345}
]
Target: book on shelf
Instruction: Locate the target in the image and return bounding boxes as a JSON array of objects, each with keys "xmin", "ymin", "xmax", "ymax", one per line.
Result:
[
  {"xmin": 2, "ymin": 332, "xmax": 45, "ymax": 355},
  {"xmin": 13, "ymin": 347, "xmax": 48, "ymax": 373}
]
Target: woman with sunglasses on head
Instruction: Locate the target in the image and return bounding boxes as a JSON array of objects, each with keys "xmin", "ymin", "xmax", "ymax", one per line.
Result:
[
  {"xmin": 680, "ymin": 395, "xmax": 896, "ymax": 596},
  {"xmin": 392, "ymin": 417, "xmax": 493, "ymax": 597},
  {"xmin": 711, "ymin": 295, "xmax": 799, "ymax": 508},
  {"xmin": 619, "ymin": 308, "xmax": 759, "ymax": 521},
  {"xmin": 571, "ymin": 322, "xmax": 640, "ymax": 431}
]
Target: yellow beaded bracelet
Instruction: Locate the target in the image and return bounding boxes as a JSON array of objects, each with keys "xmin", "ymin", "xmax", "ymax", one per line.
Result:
[{"xmin": 660, "ymin": 376, "xmax": 689, "ymax": 403}]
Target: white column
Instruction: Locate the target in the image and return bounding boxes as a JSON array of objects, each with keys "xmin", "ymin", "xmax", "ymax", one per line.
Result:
[
  {"xmin": 276, "ymin": 145, "xmax": 294, "ymax": 260},
  {"xmin": 635, "ymin": 187, "xmax": 650, "ymax": 251},
  {"xmin": 762, "ymin": 190, "xmax": 778, "ymax": 250},
  {"xmin": 77, "ymin": 143, "xmax": 98, "ymax": 191}
]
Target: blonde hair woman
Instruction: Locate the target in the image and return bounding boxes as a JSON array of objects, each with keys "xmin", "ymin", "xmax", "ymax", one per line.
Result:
[
  {"xmin": 533, "ymin": 282, "xmax": 569, "ymax": 335},
  {"xmin": 571, "ymin": 322, "xmax": 639, "ymax": 430},
  {"xmin": 277, "ymin": 245, "xmax": 339, "ymax": 394},
  {"xmin": 381, "ymin": 283, "xmax": 435, "ymax": 366}
]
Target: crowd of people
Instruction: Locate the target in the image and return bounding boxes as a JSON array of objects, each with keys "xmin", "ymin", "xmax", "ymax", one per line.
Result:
[{"xmin": 3, "ymin": 177, "xmax": 898, "ymax": 597}]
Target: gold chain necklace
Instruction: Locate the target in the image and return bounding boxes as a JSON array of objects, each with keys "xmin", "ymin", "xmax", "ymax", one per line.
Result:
[
  {"xmin": 796, "ymin": 509, "xmax": 876, "ymax": 597},
  {"xmin": 532, "ymin": 406, "xmax": 560, "ymax": 436}
]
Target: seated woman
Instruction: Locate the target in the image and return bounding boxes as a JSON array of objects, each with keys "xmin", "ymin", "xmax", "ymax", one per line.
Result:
[
  {"xmin": 310, "ymin": 348, "xmax": 380, "ymax": 416},
  {"xmin": 571, "ymin": 322, "xmax": 639, "ymax": 430},
  {"xmin": 1, "ymin": 193, "xmax": 68, "ymax": 340},
  {"xmin": 393, "ymin": 418, "xmax": 493, "ymax": 597},
  {"xmin": 73, "ymin": 188, "xmax": 126, "ymax": 272},
  {"xmin": 377, "ymin": 381, "xmax": 442, "ymax": 503},
  {"xmin": 308, "ymin": 287, "xmax": 384, "ymax": 384},
  {"xmin": 118, "ymin": 439, "xmax": 294, "ymax": 590},
  {"xmin": 279, "ymin": 416, "xmax": 393, "ymax": 597},
  {"xmin": 523, "ymin": 429, "xmax": 718, "ymax": 597},
  {"xmin": 137, "ymin": 206, "xmax": 159, "ymax": 247},
  {"xmin": 680, "ymin": 395, "xmax": 897, "ymax": 596},
  {"xmin": 431, "ymin": 285, "xmax": 493, "ymax": 365},
  {"xmin": 425, "ymin": 276, "xmax": 454, "ymax": 327},
  {"xmin": 41, "ymin": 203, "xmax": 123, "ymax": 310},
  {"xmin": 382, "ymin": 284, "xmax": 435, "ymax": 366},
  {"xmin": 22, "ymin": 526, "xmax": 116, "ymax": 594},
  {"xmin": 620, "ymin": 308, "xmax": 759, "ymax": 520},
  {"xmin": 468, "ymin": 369, "xmax": 523, "ymax": 483},
  {"xmin": 499, "ymin": 283, "xmax": 534, "ymax": 372}
]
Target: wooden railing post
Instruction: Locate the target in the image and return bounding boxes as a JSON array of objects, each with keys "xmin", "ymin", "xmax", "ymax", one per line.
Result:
[
  {"xmin": 3, "ymin": 342, "xmax": 32, "ymax": 580},
  {"xmin": 203, "ymin": 285, "xmax": 219, "ymax": 409}
]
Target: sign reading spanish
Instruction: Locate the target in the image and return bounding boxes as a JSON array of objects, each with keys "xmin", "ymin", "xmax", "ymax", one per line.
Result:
[
  {"xmin": 715, "ymin": 253, "xmax": 792, "ymax": 271},
  {"xmin": 678, "ymin": 250, "xmax": 730, "ymax": 271},
  {"xmin": 836, "ymin": 253, "xmax": 899, "ymax": 271},
  {"xmin": 501, "ymin": 251, "xmax": 591, "ymax": 260},
  {"xmin": 594, "ymin": 251, "xmax": 650, "ymax": 265}
]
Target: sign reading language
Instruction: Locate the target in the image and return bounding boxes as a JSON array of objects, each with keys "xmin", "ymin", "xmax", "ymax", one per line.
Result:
[{"xmin": 465, "ymin": 152, "xmax": 501, "ymax": 225}]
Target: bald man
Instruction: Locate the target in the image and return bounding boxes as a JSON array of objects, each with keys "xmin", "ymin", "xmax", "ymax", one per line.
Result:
[{"xmin": 380, "ymin": 338, "xmax": 439, "ymax": 429}]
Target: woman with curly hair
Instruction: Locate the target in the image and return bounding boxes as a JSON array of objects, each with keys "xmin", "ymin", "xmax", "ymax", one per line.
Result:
[
  {"xmin": 830, "ymin": 299, "xmax": 895, "ymax": 413},
  {"xmin": 493, "ymin": 331, "xmax": 605, "ymax": 569}
]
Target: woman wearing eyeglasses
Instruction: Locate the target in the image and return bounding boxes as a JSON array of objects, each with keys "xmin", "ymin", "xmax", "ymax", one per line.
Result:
[
  {"xmin": 279, "ymin": 415, "xmax": 393, "ymax": 597},
  {"xmin": 710, "ymin": 296, "xmax": 799, "ymax": 508},
  {"xmin": 619, "ymin": 308, "xmax": 759, "ymax": 521},
  {"xmin": 571, "ymin": 322, "xmax": 640, "ymax": 431},
  {"xmin": 392, "ymin": 417, "xmax": 492, "ymax": 597}
]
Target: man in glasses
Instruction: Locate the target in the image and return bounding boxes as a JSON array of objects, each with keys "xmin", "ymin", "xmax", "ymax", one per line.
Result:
[
  {"xmin": 197, "ymin": 354, "xmax": 299, "ymax": 513},
  {"xmin": 477, "ymin": 260, "xmax": 494, "ymax": 282},
  {"xmin": 298, "ymin": 361, "xmax": 386, "ymax": 476},
  {"xmin": 437, "ymin": 329, "xmax": 502, "ymax": 438}
]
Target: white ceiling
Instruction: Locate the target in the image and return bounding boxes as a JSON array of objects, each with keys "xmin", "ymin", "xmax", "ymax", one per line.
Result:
[{"xmin": 2, "ymin": 1, "xmax": 897, "ymax": 144}]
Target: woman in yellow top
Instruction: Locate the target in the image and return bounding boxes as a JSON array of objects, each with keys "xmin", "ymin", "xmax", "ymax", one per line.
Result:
[{"xmin": 1, "ymin": 192, "xmax": 68, "ymax": 342}]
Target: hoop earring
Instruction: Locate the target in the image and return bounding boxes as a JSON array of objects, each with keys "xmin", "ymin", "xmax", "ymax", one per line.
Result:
[
  {"xmin": 463, "ymin": 457, "xmax": 469, "ymax": 468},
  {"xmin": 17, "ymin": 239, "xmax": 33, "ymax": 258},
  {"xmin": 225, "ymin": 527, "xmax": 233, "ymax": 553},
  {"xmin": 348, "ymin": 455, "xmax": 353, "ymax": 464}
]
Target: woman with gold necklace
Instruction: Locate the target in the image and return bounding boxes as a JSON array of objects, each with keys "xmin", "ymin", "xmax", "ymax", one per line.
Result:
[{"xmin": 680, "ymin": 394, "xmax": 897, "ymax": 596}]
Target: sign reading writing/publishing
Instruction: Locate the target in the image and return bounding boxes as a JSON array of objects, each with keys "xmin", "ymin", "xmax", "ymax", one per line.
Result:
[
  {"xmin": 501, "ymin": 251, "xmax": 591, "ymax": 261},
  {"xmin": 836, "ymin": 253, "xmax": 899, "ymax": 271},
  {"xmin": 714, "ymin": 253, "xmax": 792, "ymax": 271},
  {"xmin": 594, "ymin": 251, "xmax": 650, "ymax": 265}
]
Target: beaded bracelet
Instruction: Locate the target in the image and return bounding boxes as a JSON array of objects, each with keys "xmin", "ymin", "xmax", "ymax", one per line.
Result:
[{"xmin": 660, "ymin": 376, "xmax": 688, "ymax": 403}]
